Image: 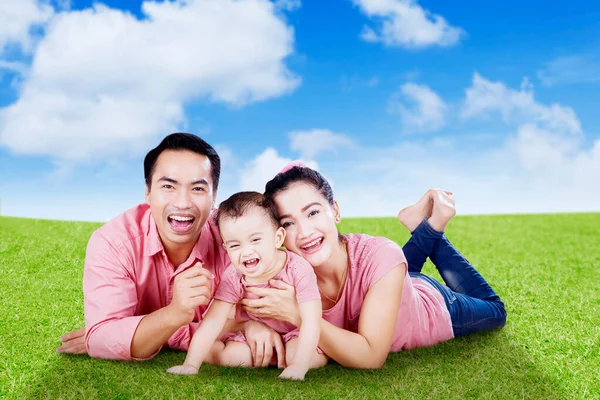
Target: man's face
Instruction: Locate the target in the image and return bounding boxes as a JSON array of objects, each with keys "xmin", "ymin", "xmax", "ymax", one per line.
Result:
[{"xmin": 145, "ymin": 149, "xmax": 216, "ymax": 252}]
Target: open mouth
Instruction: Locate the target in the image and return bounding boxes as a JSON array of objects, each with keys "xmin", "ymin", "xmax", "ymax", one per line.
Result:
[
  {"xmin": 300, "ymin": 237, "xmax": 324, "ymax": 254},
  {"xmin": 242, "ymin": 258, "xmax": 260, "ymax": 273},
  {"xmin": 167, "ymin": 214, "xmax": 195, "ymax": 233}
]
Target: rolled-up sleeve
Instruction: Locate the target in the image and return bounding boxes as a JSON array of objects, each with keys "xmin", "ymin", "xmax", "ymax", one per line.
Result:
[
  {"xmin": 83, "ymin": 231, "xmax": 152, "ymax": 360},
  {"xmin": 167, "ymin": 322, "xmax": 200, "ymax": 351}
]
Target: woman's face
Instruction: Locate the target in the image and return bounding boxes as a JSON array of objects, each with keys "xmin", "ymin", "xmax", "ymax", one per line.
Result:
[{"xmin": 273, "ymin": 182, "xmax": 340, "ymax": 268}]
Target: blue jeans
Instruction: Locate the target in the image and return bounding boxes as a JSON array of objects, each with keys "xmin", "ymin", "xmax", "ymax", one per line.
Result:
[{"xmin": 402, "ymin": 219, "xmax": 507, "ymax": 337}]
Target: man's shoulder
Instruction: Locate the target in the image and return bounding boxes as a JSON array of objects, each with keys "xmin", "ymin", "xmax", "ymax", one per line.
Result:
[{"xmin": 92, "ymin": 204, "xmax": 150, "ymax": 248}]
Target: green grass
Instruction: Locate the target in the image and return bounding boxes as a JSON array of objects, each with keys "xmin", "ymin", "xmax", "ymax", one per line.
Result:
[{"xmin": 1, "ymin": 213, "xmax": 599, "ymax": 399}]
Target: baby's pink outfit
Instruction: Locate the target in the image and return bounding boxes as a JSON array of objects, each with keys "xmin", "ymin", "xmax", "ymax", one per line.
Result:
[{"xmin": 214, "ymin": 250, "xmax": 321, "ymax": 345}]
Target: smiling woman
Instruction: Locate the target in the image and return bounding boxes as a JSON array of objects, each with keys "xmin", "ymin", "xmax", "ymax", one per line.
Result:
[{"xmin": 240, "ymin": 162, "xmax": 507, "ymax": 368}]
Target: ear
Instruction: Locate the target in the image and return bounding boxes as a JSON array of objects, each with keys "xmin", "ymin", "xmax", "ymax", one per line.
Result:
[
  {"xmin": 211, "ymin": 190, "xmax": 218, "ymax": 210},
  {"xmin": 333, "ymin": 200, "xmax": 341, "ymax": 223},
  {"xmin": 145, "ymin": 183, "xmax": 151, "ymax": 205},
  {"xmin": 275, "ymin": 226, "xmax": 286, "ymax": 248},
  {"xmin": 222, "ymin": 242, "xmax": 227, "ymax": 250}
]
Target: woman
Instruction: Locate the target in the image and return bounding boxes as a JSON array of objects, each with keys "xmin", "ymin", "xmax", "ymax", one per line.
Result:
[{"xmin": 241, "ymin": 162, "xmax": 506, "ymax": 368}]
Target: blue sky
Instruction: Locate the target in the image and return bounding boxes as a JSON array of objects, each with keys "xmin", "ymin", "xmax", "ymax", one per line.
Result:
[{"xmin": 1, "ymin": 0, "xmax": 599, "ymax": 221}]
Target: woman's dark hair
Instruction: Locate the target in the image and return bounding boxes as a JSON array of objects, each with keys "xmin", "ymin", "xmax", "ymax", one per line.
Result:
[
  {"xmin": 144, "ymin": 132, "xmax": 221, "ymax": 191},
  {"xmin": 215, "ymin": 191, "xmax": 279, "ymax": 229},
  {"xmin": 264, "ymin": 166, "xmax": 334, "ymax": 206}
]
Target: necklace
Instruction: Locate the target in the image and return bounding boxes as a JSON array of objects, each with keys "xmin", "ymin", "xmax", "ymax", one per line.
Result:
[{"xmin": 319, "ymin": 264, "xmax": 348, "ymax": 304}]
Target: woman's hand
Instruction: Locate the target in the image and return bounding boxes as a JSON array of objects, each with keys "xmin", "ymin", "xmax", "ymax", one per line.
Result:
[
  {"xmin": 56, "ymin": 327, "xmax": 88, "ymax": 355},
  {"xmin": 241, "ymin": 279, "xmax": 301, "ymax": 327},
  {"xmin": 243, "ymin": 321, "xmax": 286, "ymax": 368}
]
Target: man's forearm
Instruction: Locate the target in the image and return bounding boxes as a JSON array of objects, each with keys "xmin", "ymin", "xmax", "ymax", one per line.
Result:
[{"xmin": 130, "ymin": 305, "xmax": 187, "ymax": 359}]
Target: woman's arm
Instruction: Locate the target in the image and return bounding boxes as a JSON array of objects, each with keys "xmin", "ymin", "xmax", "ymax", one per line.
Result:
[
  {"xmin": 318, "ymin": 264, "xmax": 404, "ymax": 368},
  {"xmin": 167, "ymin": 300, "xmax": 234, "ymax": 375}
]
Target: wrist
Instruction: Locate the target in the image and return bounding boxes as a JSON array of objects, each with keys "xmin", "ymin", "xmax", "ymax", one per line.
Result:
[{"xmin": 165, "ymin": 303, "xmax": 192, "ymax": 328}]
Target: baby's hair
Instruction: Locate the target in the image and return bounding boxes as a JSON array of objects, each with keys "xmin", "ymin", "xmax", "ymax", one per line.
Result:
[{"xmin": 216, "ymin": 191, "xmax": 279, "ymax": 229}]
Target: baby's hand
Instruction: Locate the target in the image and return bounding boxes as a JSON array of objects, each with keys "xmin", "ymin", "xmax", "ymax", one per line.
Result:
[
  {"xmin": 278, "ymin": 365, "xmax": 307, "ymax": 381},
  {"xmin": 167, "ymin": 364, "xmax": 199, "ymax": 375}
]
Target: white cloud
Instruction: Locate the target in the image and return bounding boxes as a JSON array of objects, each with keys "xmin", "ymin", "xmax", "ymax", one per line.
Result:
[
  {"xmin": 239, "ymin": 148, "xmax": 318, "ymax": 193},
  {"xmin": 0, "ymin": 0, "xmax": 300, "ymax": 162},
  {"xmin": 274, "ymin": 0, "xmax": 301, "ymax": 11},
  {"xmin": 538, "ymin": 54, "xmax": 600, "ymax": 87},
  {"xmin": 462, "ymin": 73, "xmax": 581, "ymax": 134},
  {"xmin": 339, "ymin": 73, "xmax": 379, "ymax": 92},
  {"xmin": 352, "ymin": 0, "xmax": 464, "ymax": 48},
  {"xmin": 289, "ymin": 129, "xmax": 354, "ymax": 159},
  {"xmin": 0, "ymin": 0, "xmax": 53, "ymax": 54},
  {"xmin": 389, "ymin": 82, "xmax": 446, "ymax": 132},
  {"xmin": 0, "ymin": 60, "xmax": 27, "ymax": 74}
]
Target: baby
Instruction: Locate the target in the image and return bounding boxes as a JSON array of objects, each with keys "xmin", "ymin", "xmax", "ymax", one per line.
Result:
[{"xmin": 167, "ymin": 191, "xmax": 327, "ymax": 380}]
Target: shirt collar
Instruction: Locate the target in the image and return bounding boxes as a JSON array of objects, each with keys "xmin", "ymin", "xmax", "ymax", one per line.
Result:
[{"xmin": 145, "ymin": 213, "xmax": 164, "ymax": 257}]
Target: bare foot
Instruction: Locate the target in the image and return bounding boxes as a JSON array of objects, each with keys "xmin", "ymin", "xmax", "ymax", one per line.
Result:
[
  {"xmin": 427, "ymin": 190, "xmax": 456, "ymax": 232},
  {"xmin": 398, "ymin": 189, "xmax": 452, "ymax": 232}
]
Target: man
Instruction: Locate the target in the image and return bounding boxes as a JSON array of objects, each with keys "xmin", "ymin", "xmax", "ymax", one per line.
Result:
[{"xmin": 57, "ymin": 133, "xmax": 284, "ymax": 366}]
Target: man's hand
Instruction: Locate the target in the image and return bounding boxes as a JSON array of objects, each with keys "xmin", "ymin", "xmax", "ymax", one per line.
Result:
[
  {"xmin": 243, "ymin": 321, "xmax": 285, "ymax": 368},
  {"xmin": 56, "ymin": 327, "xmax": 87, "ymax": 355},
  {"xmin": 168, "ymin": 263, "xmax": 214, "ymax": 325}
]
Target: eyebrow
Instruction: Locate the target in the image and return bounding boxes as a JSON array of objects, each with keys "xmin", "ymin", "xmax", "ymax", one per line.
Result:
[
  {"xmin": 157, "ymin": 176, "xmax": 209, "ymax": 186},
  {"xmin": 278, "ymin": 202, "xmax": 322, "ymax": 220}
]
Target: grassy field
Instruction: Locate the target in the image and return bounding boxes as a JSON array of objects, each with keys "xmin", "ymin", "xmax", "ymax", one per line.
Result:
[{"xmin": 1, "ymin": 213, "xmax": 599, "ymax": 399}]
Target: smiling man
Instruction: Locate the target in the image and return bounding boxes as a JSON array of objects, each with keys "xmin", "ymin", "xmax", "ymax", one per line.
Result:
[{"xmin": 56, "ymin": 133, "xmax": 284, "ymax": 363}]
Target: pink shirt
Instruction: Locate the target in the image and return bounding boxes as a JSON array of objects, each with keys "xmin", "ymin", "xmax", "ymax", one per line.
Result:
[
  {"xmin": 83, "ymin": 204, "xmax": 229, "ymax": 360},
  {"xmin": 323, "ymin": 234, "xmax": 454, "ymax": 351},
  {"xmin": 214, "ymin": 250, "xmax": 320, "ymax": 334}
]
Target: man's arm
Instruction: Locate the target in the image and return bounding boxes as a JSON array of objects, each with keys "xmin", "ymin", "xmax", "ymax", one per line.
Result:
[
  {"xmin": 130, "ymin": 266, "xmax": 213, "ymax": 358},
  {"xmin": 84, "ymin": 232, "xmax": 212, "ymax": 360}
]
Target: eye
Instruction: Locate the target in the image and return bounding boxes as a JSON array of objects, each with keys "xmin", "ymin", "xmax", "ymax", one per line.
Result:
[
  {"xmin": 251, "ymin": 238, "xmax": 261, "ymax": 243},
  {"xmin": 192, "ymin": 187, "xmax": 205, "ymax": 192},
  {"xmin": 228, "ymin": 244, "xmax": 239, "ymax": 249},
  {"xmin": 281, "ymin": 221, "xmax": 293, "ymax": 229},
  {"xmin": 308, "ymin": 209, "xmax": 319, "ymax": 217},
  {"xmin": 162, "ymin": 184, "xmax": 174, "ymax": 190}
]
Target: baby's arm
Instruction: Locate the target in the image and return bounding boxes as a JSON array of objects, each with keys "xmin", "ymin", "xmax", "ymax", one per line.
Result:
[
  {"xmin": 167, "ymin": 300, "xmax": 234, "ymax": 375},
  {"xmin": 279, "ymin": 299, "xmax": 322, "ymax": 381}
]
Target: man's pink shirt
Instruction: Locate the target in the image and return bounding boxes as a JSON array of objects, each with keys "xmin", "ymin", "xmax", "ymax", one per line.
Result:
[
  {"xmin": 214, "ymin": 250, "xmax": 321, "ymax": 336},
  {"xmin": 83, "ymin": 204, "xmax": 229, "ymax": 360},
  {"xmin": 323, "ymin": 234, "xmax": 454, "ymax": 351}
]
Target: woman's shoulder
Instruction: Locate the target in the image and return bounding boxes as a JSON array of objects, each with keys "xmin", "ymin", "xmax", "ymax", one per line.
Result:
[{"xmin": 344, "ymin": 233, "xmax": 401, "ymax": 258}]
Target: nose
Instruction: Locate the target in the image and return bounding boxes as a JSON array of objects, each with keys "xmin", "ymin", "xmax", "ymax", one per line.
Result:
[
  {"xmin": 173, "ymin": 187, "xmax": 193, "ymax": 209},
  {"xmin": 241, "ymin": 245, "xmax": 254, "ymax": 258},
  {"xmin": 296, "ymin": 219, "xmax": 311, "ymax": 240}
]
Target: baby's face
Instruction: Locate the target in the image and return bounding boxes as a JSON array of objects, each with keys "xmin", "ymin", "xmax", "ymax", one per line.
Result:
[{"xmin": 220, "ymin": 208, "xmax": 285, "ymax": 280}]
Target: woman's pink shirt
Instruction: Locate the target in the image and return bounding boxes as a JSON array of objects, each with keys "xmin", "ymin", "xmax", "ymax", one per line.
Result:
[{"xmin": 323, "ymin": 234, "xmax": 454, "ymax": 351}]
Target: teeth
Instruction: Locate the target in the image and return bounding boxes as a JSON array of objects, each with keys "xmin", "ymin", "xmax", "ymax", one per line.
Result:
[
  {"xmin": 302, "ymin": 238, "xmax": 322, "ymax": 249},
  {"xmin": 244, "ymin": 258, "xmax": 259, "ymax": 265},
  {"xmin": 170, "ymin": 215, "xmax": 193, "ymax": 222}
]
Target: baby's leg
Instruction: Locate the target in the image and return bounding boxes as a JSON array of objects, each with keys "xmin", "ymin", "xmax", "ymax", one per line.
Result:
[
  {"xmin": 216, "ymin": 341, "xmax": 253, "ymax": 367},
  {"xmin": 285, "ymin": 338, "xmax": 328, "ymax": 369}
]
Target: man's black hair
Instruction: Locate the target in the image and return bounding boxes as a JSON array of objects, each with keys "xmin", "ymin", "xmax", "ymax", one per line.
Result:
[{"xmin": 144, "ymin": 132, "xmax": 221, "ymax": 191}]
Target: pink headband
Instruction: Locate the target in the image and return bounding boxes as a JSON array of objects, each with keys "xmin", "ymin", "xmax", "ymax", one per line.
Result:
[{"xmin": 279, "ymin": 160, "xmax": 306, "ymax": 174}]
